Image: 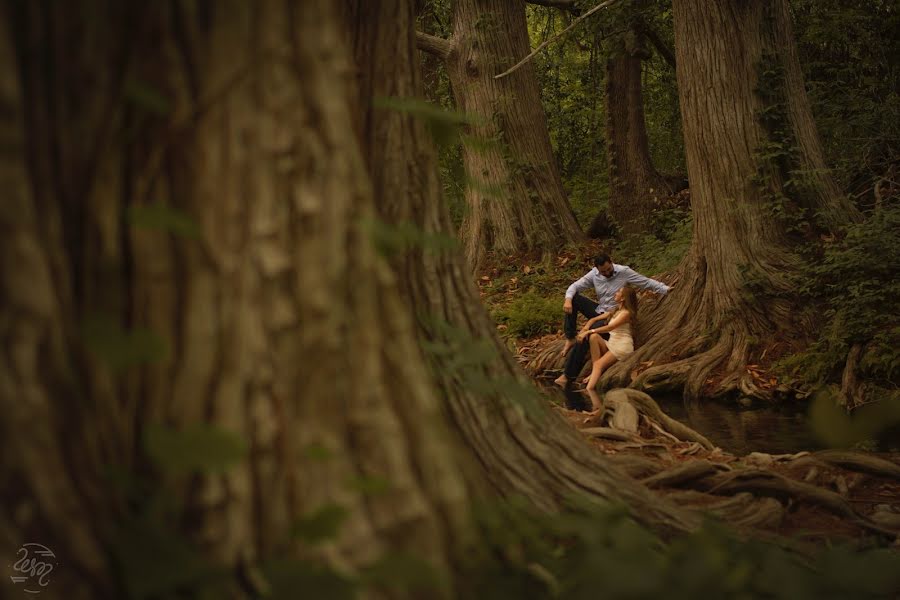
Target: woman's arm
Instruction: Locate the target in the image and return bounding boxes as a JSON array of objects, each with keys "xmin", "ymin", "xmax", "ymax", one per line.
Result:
[
  {"xmin": 592, "ymin": 310, "xmax": 631, "ymax": 333},
  {"xmin": 583, "ymin": 311, "xmax": 612, "ymax": 328}
]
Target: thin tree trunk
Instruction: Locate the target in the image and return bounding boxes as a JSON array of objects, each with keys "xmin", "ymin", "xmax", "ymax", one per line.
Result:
[
  {"xmin": 445, "ymin": 0, "xmax": 584, "ymax": 269},
  {"xmin": 603, "ymin": 0, "xmax": 855, "ymax": 400},
  {"xmin": 604, "ymin": 32, "xmax": 671, "ymax": 236}
]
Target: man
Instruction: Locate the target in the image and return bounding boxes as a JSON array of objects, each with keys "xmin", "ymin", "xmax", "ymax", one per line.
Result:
[{"xmin": 554, "ymin": 254, "xmax": 670, "ymax": 387}]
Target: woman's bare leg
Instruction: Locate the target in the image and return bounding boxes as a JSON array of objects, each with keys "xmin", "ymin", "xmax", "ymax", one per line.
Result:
[
  {"xmin": 583, "ymin": 335, "xmax": 608, "ymax": 384},
  {"xmin": 586, "ymin": 351, "xmax": 618, "ymax": 389}
]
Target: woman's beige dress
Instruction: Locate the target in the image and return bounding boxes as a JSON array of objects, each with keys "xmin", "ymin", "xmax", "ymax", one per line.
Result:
[{"xmin": 606, "ymin": 321, "xmax": 634, "ymax": 360}]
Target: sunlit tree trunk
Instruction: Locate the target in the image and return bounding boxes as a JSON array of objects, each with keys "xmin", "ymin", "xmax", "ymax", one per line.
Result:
[
  {"xmin": 417, "ymin": 0, "xmax": 584, "ymax": 269},
  {"xmin": 603, "ymin": 0, "xmax": 858, "ymax": 400},
  {"xmin": 1, "ymin": 1, "xmax": 694, "ymax": 596}
]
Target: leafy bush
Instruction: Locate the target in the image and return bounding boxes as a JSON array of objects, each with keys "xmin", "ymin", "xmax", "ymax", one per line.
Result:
[
  {"xmin": 780, "ymin": 206, "xmax": 900, "ymax": 388},
  {"xmin": 493, "ymin": 291, "xmax": 561, "ymax": 338},
  {"xmin": 615, "ymin": 210, "xmax": 692, "ymax": 276}
]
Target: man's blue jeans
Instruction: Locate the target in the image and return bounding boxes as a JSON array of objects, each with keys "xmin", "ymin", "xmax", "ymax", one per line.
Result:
[{"xmin": 563, "ymin": 293, "xmax": 608, "ymax": 379}]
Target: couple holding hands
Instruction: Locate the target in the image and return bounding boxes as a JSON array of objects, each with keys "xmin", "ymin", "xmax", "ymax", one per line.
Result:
[{"xmin": 554, "ymin": 254, "xmax": 670, "ymax": 389}]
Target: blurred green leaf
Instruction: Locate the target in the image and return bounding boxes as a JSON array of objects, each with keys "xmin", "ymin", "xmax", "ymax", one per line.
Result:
[
  {"xmin": 124, "ymin": 78, "xmax": 171, "ymax": 116},
  {"xmin": 144, "ymin": 423, "xmax": 247, "ymax": 475},
  {"xmin": 291, "ymin": 504, "xmax": 349, "ymax": 544},
  {"xmin": 128, "ymin": 203, "xmax": 200, "ymax": 238},
  {"xmin": 110, "ymin": 512, "xmax": 225, "ymax": 600},
  {"xmin": 263, "ymin": 559, "xmax": 356, "ymax": 600},
  {"xmin": 82, "ymin": 315, "xmax": 168, "ymax": 370},
  {"xmin": 361, "ymin": 552, "xmax": 445, "ymax": 595},
  {"xmin": 303, "ymin": 443, "xmax": 334, "ymax": 461},
  {"xmin": 345, "ymin": 475, "xmax": 392, "ymax": 496},
  {"xmin": 373, "ymin": 96, "xmax": 475, "ymax": 148}
]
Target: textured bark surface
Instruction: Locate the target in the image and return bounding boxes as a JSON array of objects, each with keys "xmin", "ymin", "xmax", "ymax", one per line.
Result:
[
  {"xmin": 768, "ymin": 0, "xmax": 858, "ymax": 227},
  {"xmin": 444, "ymin": 0, "xmax": 584, "ymax": 269},
  {"xmin": 604, "ymin": 33, "xmax": 671, "ymax": 235},
  {"xmin": 1, "ymin": 1, "xmax": 697, "ymax": 596},
  {"xmin": 1, "ymin": 1, "xmax": 473, "ymax": 595},
  {"xmin": 599, "ymin": 0, "xmax": 856, "ymax": 400},
  {"xmin": 347, "ymin": 0, "xmax": 697, "ymax": 537}
]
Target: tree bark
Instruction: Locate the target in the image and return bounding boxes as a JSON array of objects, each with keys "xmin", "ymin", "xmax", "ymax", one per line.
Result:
[
  {"xmin": 602, "ymin": 0, "xmax": 857, "ymax": 400},
  {"xmin": 444, "ymin": 0, "xmax": 584, "ymax": 269},
  {"xmin": 345, "ymin": 0, "xmax": 697, "ymax": 546},
  {"xmin": 1, "ymin": 1, "xmax": 695, "ymax": 596},
  {"xmin": 604, "ymin": 30, "xmax": 672, "ymax": 236}
]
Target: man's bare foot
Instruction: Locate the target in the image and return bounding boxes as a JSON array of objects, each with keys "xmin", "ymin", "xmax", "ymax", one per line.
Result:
[
  {"xmin": 554, "ymin": 374, "xmax": 568, "ymax": 387},
  {"xmin": 559, "ymin": 339, "xmax": 575, "ymax": 358}
]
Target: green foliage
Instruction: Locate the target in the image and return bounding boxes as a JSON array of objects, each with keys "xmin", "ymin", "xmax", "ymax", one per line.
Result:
[
  {"xmin": 144, "ymin": 423, "xmax": 248, "ymax": 475},
  {"xmin": 109, "ymin": 509, "xmax": 228, "ymax": 600},
  {"xmin": 614, "ymin": 209, "xmax": 692, "ymax": 276},
  {"xmin": 82, "ymin": 315, "xmax": 168, "ymax": 370},
  {"xmin": 128, "ymin": 203, "xmax": 200, "ymax": 238},
  {"xmin": 492, "ymin": 290, "xmax": 560, "ymax": 338},
  {"xmin": 291, "ymin": 504, "xmax": 350, "ymax": 544},
  {"xmin": 373, "ymin": 96, "xmax": 475, "ymax": 148},
  {"xmin": 780, "ymin": 206, "xmax": 900, "ymax": 387},
  {"xmin": 809, "ymin": 387, "xmax": 900, "ymax": 448},
  {"xmin": 262, "ymin": 560, "xmax": 356, "ymax": 600},
  {"xmin": 466, "ymin": 496, "xmax": 900, "ymax": 600},
  {"xmin": 123, "ymin": 78, "xmax": 171, "ymax": 116},
  {"xmin": 362, "ymin": 217, "xmax": 459, "ymax": 257},
  {"xmin": 792, "ymin": 0, "xmax": 900, "ymax": 192}
]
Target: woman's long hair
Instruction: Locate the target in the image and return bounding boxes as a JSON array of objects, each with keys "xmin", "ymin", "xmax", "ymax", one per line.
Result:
[{"xmin": 619, "ymin": 285, "xmax": 638, "ymax": 319}]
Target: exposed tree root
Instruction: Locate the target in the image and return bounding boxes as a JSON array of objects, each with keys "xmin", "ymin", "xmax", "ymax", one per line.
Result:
[
  {"xmin": 553, "ymin": 386, "xmax": 900, "ymax": 541},
  {"xmin": 642, "ymin": 460, "xmax": 729, "ymax": 489},
  {"xmin": 524, "ymin": 332, "xmax": 779, "ymax": 403},
  {"xmin": 811, "ymin": 450, "xmax": 900, "ymax": 480},
  {"xmin": 663, "ymin": 490, "xmax": 786, "ymax": 530},
  {"xmin": 607, "ymin": 389, "xmax": 715, "ymax": 449}
]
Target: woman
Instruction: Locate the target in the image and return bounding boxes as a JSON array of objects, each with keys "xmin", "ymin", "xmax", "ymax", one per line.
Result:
[{"xmin": 576, "ymin": 285, "xmax": 637, "ymax": 389}]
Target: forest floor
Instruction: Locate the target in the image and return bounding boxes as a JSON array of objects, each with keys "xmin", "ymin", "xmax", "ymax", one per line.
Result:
[{"xmin": 476, "ymin": 243, "xmax": 900, "ymax": 544}]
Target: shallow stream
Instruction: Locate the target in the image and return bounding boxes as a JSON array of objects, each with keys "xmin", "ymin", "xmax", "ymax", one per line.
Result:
[{"xmin": 543, "ymin": 386, "xmax": 822, "ymax": 456}]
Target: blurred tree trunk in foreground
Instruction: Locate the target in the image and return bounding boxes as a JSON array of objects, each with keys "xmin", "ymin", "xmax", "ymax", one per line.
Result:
[{"xmin": 1, "ymin": 1, "xmax": 692, "ymax": 597}]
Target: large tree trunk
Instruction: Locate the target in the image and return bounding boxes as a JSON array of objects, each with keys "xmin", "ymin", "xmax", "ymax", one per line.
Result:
[
  {"xmin": 345, "ymin": 0, "xmax": 696, "ymax": 541},
  {"xmin": 604, "ymin": 32, "xmax": 672, "ymax": 236},
  {"xmin": 602, "ymin": 0, "xmax": 857, "ymax": 400},
  {"xmin": 421, "ymin": 0, "xmax": 585, "ymax": 269},
  {"xmin": 2, "ymin": 1, "xmax": 697, "ymax": 597}
]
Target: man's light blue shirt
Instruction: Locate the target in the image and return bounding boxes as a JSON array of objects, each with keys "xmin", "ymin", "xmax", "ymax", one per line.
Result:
[{"xmin": 565, "ymin": 263, "xmax": 669, "ymax": 314}]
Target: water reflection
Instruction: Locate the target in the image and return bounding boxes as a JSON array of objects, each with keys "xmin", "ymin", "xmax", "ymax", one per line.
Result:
[{"xmin": 542, "ymin": 385, "xmax": 820, "ymax": 456}]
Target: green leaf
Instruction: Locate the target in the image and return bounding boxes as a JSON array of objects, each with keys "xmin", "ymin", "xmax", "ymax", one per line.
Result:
[
  {"xmin": 262, "ymin": 559, "xmax": 356, "ymax": 600},
  {"xmin": 291, "ymin": 504, "xmax": 349, "ymax": 544},
  {"xmin": 124, "ymin": 78, "xmax": 172, "ymax": 116},
  {"xmin": 361, "ymin": 552, "xmax": 444, "ymax": 594},
  {"xmin": 144, "ymin": 423, "xmax": 247, "ymax": 475},
  {"xmin": 128, "ymin": 203, "xmax": 200, "ymax": 238},
  {"xmin": 110, "ymin": 512, "xmax": 225, "ymax": 599},
  {"xmin": 303, "ymin": 443, "xmax": 334, "ymax": 461},
  {"xmin": 345, "ymin": 475, "xmax": 392, "ymax": 496},
  {"xmin": 373, "ymin": 96, "xmax": 475, "ymax": 148},
  {"xmin": 82, "ymin": 315, "xmax": 168, "ymax": 370}
]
